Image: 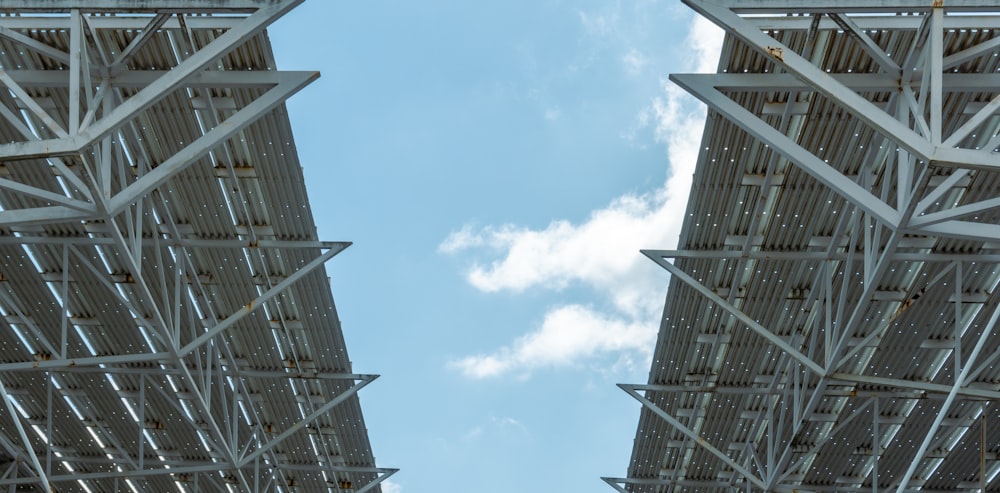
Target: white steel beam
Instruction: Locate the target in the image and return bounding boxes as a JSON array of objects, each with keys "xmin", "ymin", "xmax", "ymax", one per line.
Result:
[
  {"xmin": 909, "ymin": 196, "xmax": 1000, "ymax": 228},
  {"xmin": 0, "ymin": 16, "xmax": 245, "ymax": 30},
  {"xmin": 620, "ymin": 384, "xmax": 769, "ymax": 490},
  {"xmin": 0, "ymin": 463, "xmax": 397, "ymax": 487},
  {"xmin": 908, "ymin": 220, "xmax": 1000, "ymax": 242},
  {"xmin": 0, "ymin": 70, "xmax": 316, "ymax": 226},
  {"xmin": 829, "ymin": 373, "xmax": 1000, "ymax": 401},
  {"xmin": 0, "ymin": 0, "xmax": 303, "ymax": 162},
  {"xmin": 671, "ymin": 72, "xmax": 1000, "ymax": 92},
  {"xmin": 106, "ymin": 70, "xmax": 318, "ymax": 216},
  {"xmin": 623, "ymin": 4, "xmax": 1000, "ymax": 493},
  {"xmin": 0, "ymin": 206, "xmax": 96, "ymax": 225},
  {"xmin": 646, "ymin": 249, "xmax": 1000, "ymax": 263},
  {"xmin": 944, "ymin": 36, "xmax": 1000, "ymax": 69},
  {"xmin": 929, "ymin": 6, "xmax": 944, "ymax": 145},
  {"xmin": 686, "ymin": 0, "xmax": 936, "ymax": 159},
  {"xmin": 0, "ymin": 235, "xmax": 347, "ymax": 250},
  {"xmin": 0, "ymin": 177, "xmax": 93, "ymax": 211},
  {"xmin": 238, "ymin": 375, "xmax": 377, "ymax": 467},
  {"xmin": 1, "ymin": 70, "xmax": 317, "ymax": 89},
  {"xmin": 828, "ymin": 13, "xmax": 900, "ymax": 73},
  {"xmin": 671, "ymin": 73, "xmax": 900, "ymax": 228},
  {"xmin": 179, "ymin": 242, "xmax": 348, "ymax": 356},
  {"xmin": 712, "ymin": 0, "xmax": 1000, "ymax": 13},
  {"xmin": 643, "ymin": 251, "xmax": 825, "ymax": 375},
  {"xmin": 913, "ymin": 169, "xmax": 972, "ymax": 216},
  {"xmin": 894, "ymin": 298, "xmax": 1000, "ymax": 492},
  {"xmin": 777, "ymin": 398, "xmax": 876, "ymax": 485},
  {"xmin": 603, "ymin": 477, "xmax": 769, "ymax": 491},
  {"xmin": 0, "ymin": 26, "xmax": 71, "ymax": 65},
  {"xmin": 68, "ymin": 9, "xmax": 82, "ymax": 135},
  {"xmin": 0, "ymin": 2, "xmax": 392, "ymax": 489},
  {"xmin": 74, "ymin": 0, "xmax": 301, "ymax": 146},
  {"xmin": 942, "ymin": 95, "xmax": 1000, "ymax": 148},
  {"xmin": 0, "ymin": 71, "xmax": 68, "ymax": 139},
  {"xmin": 107, "ymin": 13, "xmax": 171, "ymax": 75},
  {"xmin": 0, "ymin": 1, "xmax": 281, "ymax": 11},
  {"xmin": 751, "ymin": 15, "xmax": 1000, "ymax": 30},
  {"xmin": 685, "ymin": 0, "xmax": 1000, "ymax": 171},
  {"xmin": 0, "ymin": 378, "xmax": 50, "ymax": 492},
  {"xmin": 0, "ymin": 352, "xmax": 172, "ymax": 372}
]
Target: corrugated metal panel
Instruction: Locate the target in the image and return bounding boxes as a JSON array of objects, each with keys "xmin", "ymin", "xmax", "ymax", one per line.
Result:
[
  {"xmin": 0, "ymin": 3, "xmax": 386, "ymax": 492},
  {"xmin": 625, "ymin": 4, "xmax": 1000, "ymax": 492}
]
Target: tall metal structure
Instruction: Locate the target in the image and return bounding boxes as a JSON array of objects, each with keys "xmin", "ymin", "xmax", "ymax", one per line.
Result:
[
  {"xmin": 0, "ymin": 1, "xmax": 394, "ymax": 491},
  {"xmin": 609, "ymin": 1, "xmax": 1000, "ymax": 491}
]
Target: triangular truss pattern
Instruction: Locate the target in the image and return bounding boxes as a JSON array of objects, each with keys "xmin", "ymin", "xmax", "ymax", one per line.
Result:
[
  {"xmin": 0, "ymin": 2, "xmax": 393, "ymax": 492},
  {"xmin": 616, "ymin": 2, "xmax": 1000, "ymax": 492}
]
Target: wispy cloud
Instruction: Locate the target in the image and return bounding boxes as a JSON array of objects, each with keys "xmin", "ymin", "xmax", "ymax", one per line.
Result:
[
  {"xmin": 622, "ymin": 48, "xmax": 648, "ymax": 75},
  {"xmin": 462, "ymin": 425, "xmax": 485, "ymax": 442},
  {"xmin": 576, "ymin": 9, "xmax": 617, "ymax": 39},
  {"xmin": 493, "ymin": 416, "xmax": 524, "ymax": 429},
  {"xmin": 460, "ymin": 416, "xmax": 529, "ymax": 442},
  {"xmin": 442, "ymin": 15, "xmax": 724, "ymax": 379},
  {"xmin": 449, "ymin": 304, "xmax": 656, "ymax": 378},
  {"xmin": 382, "ymin": 479, "xmax": 403, "ymax": 493}
]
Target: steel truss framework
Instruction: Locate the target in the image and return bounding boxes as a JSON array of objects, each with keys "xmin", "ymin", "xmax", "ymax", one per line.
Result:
[
  {"xmin": 0, "ymin": 1, "xmax": 394, "ymax": 492},
  {"xmin": 610, "ymin": 1, "xmax": 1000, "ymax": 492}
]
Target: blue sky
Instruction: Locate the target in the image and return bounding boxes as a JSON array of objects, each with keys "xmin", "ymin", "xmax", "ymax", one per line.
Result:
[{"xmin": 269, "ymin": 2, "xmax": 721, "ymax": 492}]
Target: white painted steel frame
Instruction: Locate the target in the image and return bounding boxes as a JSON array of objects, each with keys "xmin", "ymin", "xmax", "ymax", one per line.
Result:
[
  {"xmin": 0, "ymin": 2, "xmax": 393, "ymax": 492},
  {"xmin": 613, "ymin": 2, "xmax": 1000, "ymax": 492}
]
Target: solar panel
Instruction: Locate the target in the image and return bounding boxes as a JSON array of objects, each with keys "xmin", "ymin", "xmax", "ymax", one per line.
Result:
[
  {"xmin": 0, "ymin": 2, "xmax": 392, "ymax": 491},
  {"xmin": 614, "ymin": 2, "xmax": 1000, "ymax": 491}
]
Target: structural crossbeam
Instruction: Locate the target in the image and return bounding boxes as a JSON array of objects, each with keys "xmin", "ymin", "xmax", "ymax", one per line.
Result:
[
  {"xmin": 0, "ymin": 3, "xmax": 391, "ymax": 492},
  {"xmin": 618, "ymin": 3, "xmax": 1000, "ymax": 492}
]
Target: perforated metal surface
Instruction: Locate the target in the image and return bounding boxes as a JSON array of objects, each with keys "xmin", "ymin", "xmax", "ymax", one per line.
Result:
[
  {"xmin": 613, "ymin": 2, "xmax": 1000, "ymax": 492},
  {"xmin": 0, "ymin": 2, "xmax": 392, "ymax": 491}
]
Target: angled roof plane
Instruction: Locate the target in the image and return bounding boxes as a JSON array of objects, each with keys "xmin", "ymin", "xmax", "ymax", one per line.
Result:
[
  {"xmin": 612, "ymin": 1, "xmax": 1000, "ymax": 491},
  {"xmin": 0, "ymin": 1, "xmax": 392, "ymax": 491}
]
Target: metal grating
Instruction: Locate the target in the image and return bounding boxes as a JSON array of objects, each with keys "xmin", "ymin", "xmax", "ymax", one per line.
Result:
[
  {"xmin": 610, "ymin": 2, "xmax": 1000, "ymax": 492},
  {"xmin": 0, "ymin": 1, "xmax": 393, "ymax": 492}
]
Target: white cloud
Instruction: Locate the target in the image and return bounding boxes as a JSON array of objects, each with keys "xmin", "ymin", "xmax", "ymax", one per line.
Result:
[
  {"xmin": 460, "ymin": 417, "xmax": 528, "ymax": 442},
  {"xmin": 577, "ymin": 9, "xmax": 616, "ymax": 38},
  {"xmin": 381, "ymin": 479, "xmax": 403, "ymax": 493},
  {"xmin": 462, "ymin": 425, "xmax": 484, "ymax": 442},
  {"xmin": 449, "ymin": 304, "xmax": 656, "ymax": 378},
  {"xmin": 622, "ymin": 48, "xmax": 648, "ymax": 75},
  {"xmin": 442, "ymin": 16, "xmax": 724, "ymax": 379},
  {"xmin": 493, "ymin": 416, "xmax": 523, "ymax": 428},
  {"xmin": 690, "ymin": 15, "xmax": 725, "ymax": 74},
  {"xmin": 438, "ymin": 224, "xmax": 486, "ymax": 253}
]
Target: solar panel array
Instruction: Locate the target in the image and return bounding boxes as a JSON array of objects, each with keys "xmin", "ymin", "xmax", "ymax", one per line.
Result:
[
  {"xmin": 0, "ymin": 1, "xmax": 390, "ymax": 491},
  {"xmin": 616, "ymin": 2, "xmax": 1000, "ymax": 492}
]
